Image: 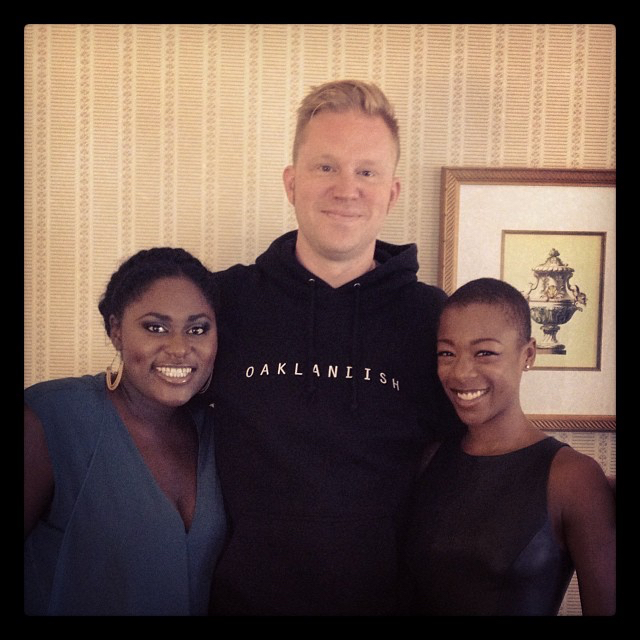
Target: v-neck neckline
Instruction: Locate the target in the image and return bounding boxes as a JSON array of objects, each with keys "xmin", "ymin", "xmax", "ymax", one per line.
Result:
[{"xmin": 104, "ymin": 387, "xmax": 203, "ymax": 534}]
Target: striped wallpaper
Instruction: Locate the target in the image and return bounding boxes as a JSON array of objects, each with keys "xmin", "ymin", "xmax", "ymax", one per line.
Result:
[{"xmin": 24, "ymin": 24, "xmax": 616, "ymax": 615}]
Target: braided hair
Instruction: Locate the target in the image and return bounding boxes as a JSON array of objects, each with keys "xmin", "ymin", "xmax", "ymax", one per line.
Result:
[{"xmin": 98, "ymin": 247, "xmax": 218, "ymax": 337}]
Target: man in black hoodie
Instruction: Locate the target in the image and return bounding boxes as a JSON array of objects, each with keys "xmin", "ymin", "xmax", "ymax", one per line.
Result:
[{"xmin": 209, "ymin": 80, "xmax": 459, "ymax": 616}]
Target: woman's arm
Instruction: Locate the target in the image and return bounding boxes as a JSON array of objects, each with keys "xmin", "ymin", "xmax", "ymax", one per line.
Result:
[
  {"xmin": 549, "ymin": 447, "xmax": 616, "ymax": 616},
  {"xmin": 24, "ymin": 403, "xmax": 54, "ymax": 538}
]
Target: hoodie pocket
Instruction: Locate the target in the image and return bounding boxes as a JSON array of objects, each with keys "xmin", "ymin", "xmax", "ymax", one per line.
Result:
[{"xmin": 211, "ymin": 512, "xmax": 399, "ymax": 616}]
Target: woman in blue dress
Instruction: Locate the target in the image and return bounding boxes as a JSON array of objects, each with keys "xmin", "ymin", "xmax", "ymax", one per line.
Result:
[{"xmin": 24, "ymin": 247, "xmax": 227, "ymax": 616}]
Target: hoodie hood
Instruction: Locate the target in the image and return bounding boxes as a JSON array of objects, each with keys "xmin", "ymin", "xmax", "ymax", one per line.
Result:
[
  {"xmin": 255, "ymin": 229, "xmax": 420, "ymax": 299},
  {"xmin": 254, "ymin": 230, "xmax": 421, "ymax": 408}
]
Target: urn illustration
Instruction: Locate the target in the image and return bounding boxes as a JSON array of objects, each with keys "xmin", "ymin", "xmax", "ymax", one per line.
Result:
[{"xmin": 523, "ymin": 248, "xmax": 587, "ymax": 355}]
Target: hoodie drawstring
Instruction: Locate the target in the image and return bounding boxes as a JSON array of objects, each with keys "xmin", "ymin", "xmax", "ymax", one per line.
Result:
[
  {"xmin": 350, "ymin": 282, "xmax": 362, "ymax": 411},
  {"xmin": 306, "ymin": 278, "xmax": 317, "ymax": 396}
]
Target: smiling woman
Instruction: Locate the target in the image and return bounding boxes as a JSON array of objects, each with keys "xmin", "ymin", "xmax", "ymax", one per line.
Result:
[
  {"xmin": 402, "ymin": 278, "xmax": 616, "ymax": 616},
  {"xmin": 435, "ymin": 282, "xmax": 534, "ymax": 439},
  {"xmin": 23, "ymin": 247, "xmax": 228, "ymax": 616},
  {"xmin": 107, "ymin": 276, "xmax": 218, "ymax": 409}
]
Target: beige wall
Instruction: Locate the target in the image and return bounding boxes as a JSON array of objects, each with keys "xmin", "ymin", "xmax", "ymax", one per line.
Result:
[{"xmin": 24, "ymin": 24, "xmax": 616, "ymax": 615}]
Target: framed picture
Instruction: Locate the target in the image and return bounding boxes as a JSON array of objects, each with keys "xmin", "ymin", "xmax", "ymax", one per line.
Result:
[{"xmin": 439, "ymin": 167, "xmax": 615, "ymax": 432}]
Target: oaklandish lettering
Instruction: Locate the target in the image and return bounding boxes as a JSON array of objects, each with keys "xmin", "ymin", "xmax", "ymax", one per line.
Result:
[{"xmin": 244, "ymin": 362, "xmax": 400, "ymax": 390}]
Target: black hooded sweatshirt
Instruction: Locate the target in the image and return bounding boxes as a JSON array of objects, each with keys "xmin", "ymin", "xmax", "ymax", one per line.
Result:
[{"xmin": 209, "ymin": 230, "xmax": 458, "ymax": 616}]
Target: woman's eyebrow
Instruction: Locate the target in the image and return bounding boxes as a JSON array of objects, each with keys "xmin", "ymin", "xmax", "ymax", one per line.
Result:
[{"xmin": 135, "ymin": 312, "xmax": 213, "ymax": 322}]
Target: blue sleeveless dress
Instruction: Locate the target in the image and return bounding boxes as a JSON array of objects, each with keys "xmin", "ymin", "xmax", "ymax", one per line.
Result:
[{"xmin": 24, "ymin": 374, "xmax": 227, "ymax": 616}]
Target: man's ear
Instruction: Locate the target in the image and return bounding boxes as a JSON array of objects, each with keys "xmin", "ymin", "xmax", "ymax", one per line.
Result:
[
  {"xmin": 387, "ymin": 177, "xmax": 401, "ymax": 211},
  {"xmin": 283, "ymin": 165, "xmax": 295, "ymax": 206}
]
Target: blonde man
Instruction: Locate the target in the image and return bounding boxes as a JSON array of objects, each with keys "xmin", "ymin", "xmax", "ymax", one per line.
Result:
[{"xmin": 209, "ymin": 80, "xmax": 461, "ymax": 616}]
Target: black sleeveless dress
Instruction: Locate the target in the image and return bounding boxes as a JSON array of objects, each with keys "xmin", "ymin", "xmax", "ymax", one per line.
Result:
[{"xmin": 403, "ymin": 436, "xmax": 574, "ymax": 616}]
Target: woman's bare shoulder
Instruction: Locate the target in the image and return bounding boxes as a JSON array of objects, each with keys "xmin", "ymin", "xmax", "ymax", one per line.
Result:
[{"xmin": 548, "ymin": 444, "xmax": 614, "ymax": 520}]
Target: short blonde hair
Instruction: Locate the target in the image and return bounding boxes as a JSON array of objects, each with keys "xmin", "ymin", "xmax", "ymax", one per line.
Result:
[{"xmin": 292, "ymin": 79, "xmax": 400, "ymax": 164}]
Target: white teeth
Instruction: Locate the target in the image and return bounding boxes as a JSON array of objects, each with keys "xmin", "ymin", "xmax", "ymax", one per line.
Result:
[
  {"xmin": 156, "ymin": 366, "xmax": 193, "ymax": 378},
  {"xmin": 456, "ymin": 389, "xmax": 487, "ymax": 401}
]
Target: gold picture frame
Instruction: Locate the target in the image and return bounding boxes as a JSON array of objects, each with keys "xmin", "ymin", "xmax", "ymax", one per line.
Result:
[{"xmin": 439, "ymin": 167, "xmax": 615, "ymax": 432}]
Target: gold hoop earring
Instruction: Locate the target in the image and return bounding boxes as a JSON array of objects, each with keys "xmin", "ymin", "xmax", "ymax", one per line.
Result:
[
  {"xmin": 198, "ymin": 369, "xmax": 213, "ymax": 394},
  {"xmin": 106, "ymin": 351, "xmax": 124, "ymax": 391}
]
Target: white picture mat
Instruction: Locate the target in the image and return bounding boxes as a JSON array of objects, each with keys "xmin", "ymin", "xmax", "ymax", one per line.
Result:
[{"xmin": 456, "ymin": 184, "xmax": 615, "ymax": 415}]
